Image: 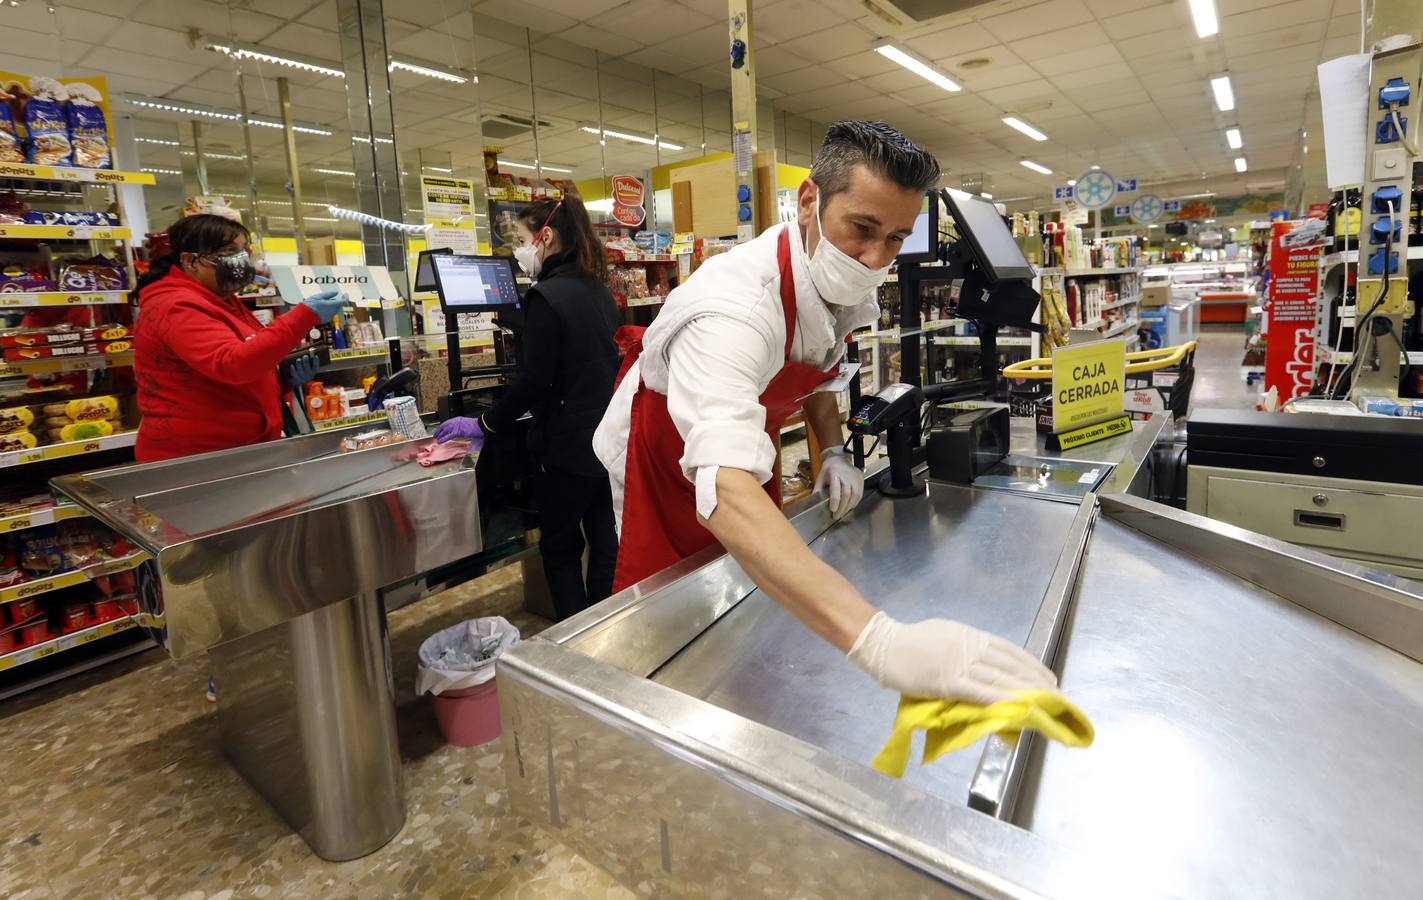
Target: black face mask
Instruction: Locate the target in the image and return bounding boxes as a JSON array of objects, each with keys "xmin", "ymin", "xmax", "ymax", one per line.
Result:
[{"xmin": 207, "ymin": 250, "xmax": 256, "ymax": 293}]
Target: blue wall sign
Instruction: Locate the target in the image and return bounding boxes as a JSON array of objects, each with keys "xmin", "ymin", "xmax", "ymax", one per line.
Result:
[{"xmin": 1054, "ymin": 185, "xmax": 1074, "ymax": 201}]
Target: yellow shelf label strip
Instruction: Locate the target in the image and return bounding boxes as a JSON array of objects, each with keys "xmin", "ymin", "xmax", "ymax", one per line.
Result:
[
  {"xmin": 0, "ymin": 224, "xmax": 132, "ymax": 240},
  {"xmin": 0, "ymin": 291, "xmax": 129, "ymax": 308},
  {"xmin": 0, "ymin": 162, "xmax": 155, "ymax": 185},
  {"xmin": 0, "ymin": 617, "xmax": 140, "ymax": 672}
]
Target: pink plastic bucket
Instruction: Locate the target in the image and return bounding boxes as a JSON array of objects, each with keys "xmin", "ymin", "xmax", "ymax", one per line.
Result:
[{"xmin": 430, "ymin": 677, "xmax": 502, "ymax": 746}]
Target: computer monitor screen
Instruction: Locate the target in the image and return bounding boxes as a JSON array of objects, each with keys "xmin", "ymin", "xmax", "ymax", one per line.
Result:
[
  {"xmin": 414, "ymin": 248, "xmax": 451, "ymax": 293},
  {"xmin": 431, "ymin": 254, "xmax": 521, "ymax": 310},
  {"xmin": 896, "ymin": 191, "xmax": 939, "ymax": 264},
  {"xmin": 941, "ymin": 188, "xmax": 1035, "ymax": 282}
]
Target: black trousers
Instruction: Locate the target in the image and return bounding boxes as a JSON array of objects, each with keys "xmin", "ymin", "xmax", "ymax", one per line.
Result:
[{"xmin": 536, "ymin": 464, "xmax": 618, "ymax": 620}]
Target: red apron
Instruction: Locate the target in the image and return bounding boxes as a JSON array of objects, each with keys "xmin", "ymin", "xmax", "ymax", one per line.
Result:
[{"xmin": 611, "ymin": 228, "xmax": 839, "ymax": 592}]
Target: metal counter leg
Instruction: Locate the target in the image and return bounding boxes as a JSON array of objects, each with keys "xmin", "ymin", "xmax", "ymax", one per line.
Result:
[{"xmin": 210, "ymin": 592, "xmax": 405, "ymax": 860}]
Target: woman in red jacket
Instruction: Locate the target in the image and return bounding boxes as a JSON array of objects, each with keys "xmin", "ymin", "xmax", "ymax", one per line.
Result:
[{"xmin": 133, "ymin": 215, "xmax": 347, "ymax": 462}]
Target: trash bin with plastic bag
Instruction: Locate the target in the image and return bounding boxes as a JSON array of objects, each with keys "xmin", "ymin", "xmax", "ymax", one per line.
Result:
[{"xmin": 417, "ymin": 617, "xmax": 520, "ymax": 746}]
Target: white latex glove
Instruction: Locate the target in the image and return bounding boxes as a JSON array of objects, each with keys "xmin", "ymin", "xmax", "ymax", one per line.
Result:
[
  {"xmin": 815, "ymin": 446, "xmax": 864, "ymax": 519},
  {"xmin": 848, "ymin": 611, "xmax": 1058, "ymax": 705}
]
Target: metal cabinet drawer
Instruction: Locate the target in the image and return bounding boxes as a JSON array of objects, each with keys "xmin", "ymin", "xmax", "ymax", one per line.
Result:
[{"xmin": 1204, "ymin": 474, "xmax": 1423, "ymax": 562}]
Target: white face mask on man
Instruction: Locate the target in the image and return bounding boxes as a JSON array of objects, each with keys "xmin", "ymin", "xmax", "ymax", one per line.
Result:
[{"xmin": 806, "ymin": 188, "xmax": 893, "ymax": 306}]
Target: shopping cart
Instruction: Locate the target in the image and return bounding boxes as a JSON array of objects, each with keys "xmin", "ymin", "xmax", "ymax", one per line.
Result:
[{"xmin": 1003, "ymin": 341, "xmax": 1199, "ymax": 421}]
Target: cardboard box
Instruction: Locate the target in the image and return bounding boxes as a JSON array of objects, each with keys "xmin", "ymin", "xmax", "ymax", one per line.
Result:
[{"xmin": 1141, "ymin": 285, "xmax": 1171, "ymax": 307}]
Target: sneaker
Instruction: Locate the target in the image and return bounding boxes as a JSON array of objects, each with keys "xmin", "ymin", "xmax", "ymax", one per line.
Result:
[{"xmin": 206, "ymin": 676, "xmax": 217, "ymax": 703}]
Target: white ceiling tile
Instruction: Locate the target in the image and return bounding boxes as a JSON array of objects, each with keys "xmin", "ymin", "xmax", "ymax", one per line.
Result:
[
  {"xmin": 1101, "ymin": 3, "xmax": 1189, "ymax": 41},
  {"xmin": 473, "ymin": 0, "xmax": 580, "ymax": 32},
  {"xmin": 1033, "ymin": 44, "xmax": 1127, "ymax": 76},
  {"xmin": 1048, "ymin": 60, "xmax": 1136, "ymax": 90},
  {"xmin": 981, "ymin": 0, "xmax": 1095, "ymax": 42},
  {"xmin": 757, "ymin": 0, "xmax": 847, "ymax": 46},
  {"xmin": 1324, "ymin": 12, "xmax": 1362, "ymax": 40},
  {"xmin": 527, "ymin": 0, "xmax": 629, "ymax": 17},
  {"xmin": 590, "ymin": 0, "xmax": 716, "ymax": 45},
  {"xmin": 956, "ymin": 62, "xmax": 1041, "ymax": 91},
  {"xmin": 858, "ymin": 67, "xmax": 932, "ymax": 94},
  {"xmin": 554, "ymin": 23, "xmax": 646, "ymax": 58},
  {"xmin": 623, "ymin": 46, "xmax": 692, "ymax": 74},
  {"xmin": 977, "ymin": 80, "xmax": 1062, "ymax": 109},
  {"xmin": 653, "ymin": 21, "xmax": 732, "ymax": 70},
  {"xmin": 1222, "ymin": 20, "xmax": 1327, "ymax": 58},
  {"xmin": 891, "ymin": 83, "xmax": 964, "ymax": 106},
  {"xmin": 1222, "ymin": 0, "xmax": 1332, "ymax": 38},
  {"xmin": 903, "ymin": 21, "xmax": 999, "ymax": 60},
  {"xmin": 1116, "ymin": 30, "xmax": 1224, "ymax": 68},
  {"xmin": 822, "ymin": 48, "xmax": 900, "ymax": 81},
  {"xmin": 1074, "ymin": 83, "xmax": 1153, "ymax": 113},
  {"xmin": 1084, "ymin": 0, "xmax": 1164, "ymax": 14},
  {"xmin": 776, "ymin": 20, "xmax": 878, "ymax": 63},
  {"xmin": 756, "ymin": 47, "xmax": 815, "ymax": 78},
  {"xmin": 1013, "ymin": 22, "xmax": 1113, "ymax": 62}
]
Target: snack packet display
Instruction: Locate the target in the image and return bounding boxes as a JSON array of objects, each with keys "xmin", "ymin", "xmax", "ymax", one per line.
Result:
[
  {"xmin": 0, "ymin": 431, "xmax": 37, "ymax": 452},
  {"xmin": 56, "ymin": 419, "xmax": 113, "ymax": 442},
  {"xmin": 0, "ymin": 85, "xmax": 22, "ymax": 164},
  {"xmin": 24, "ymin": 77, "xmax": 71, "ymax": 166},
  {"xmin": 17, "ymin": 526, "xmax": 67, "ymax": 575},
  {"xmin": 0, "ymin": 407, "xmax": 34, "ymax": 434},
  {"xmin": 43, "ymin": 395, "xmax": 118, "ymax": 422},
  {"xmin": 64, "ymin": 82, "xmax": 110, "ymax": 169}
]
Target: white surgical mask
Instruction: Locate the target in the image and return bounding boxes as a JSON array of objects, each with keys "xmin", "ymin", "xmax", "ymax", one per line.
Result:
[
  {"xmin": 513, "ymin": 238, "xmax": 543, "ymax": 277},
  {"xmin": 807, "ymin": 193, "xmax": 892, "ymax": 306}
]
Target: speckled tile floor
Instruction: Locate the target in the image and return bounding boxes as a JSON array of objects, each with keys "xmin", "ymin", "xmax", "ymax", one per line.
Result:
[{"xmin": 0, "ymin": 560, "xmax": 636, "ymax": 900}]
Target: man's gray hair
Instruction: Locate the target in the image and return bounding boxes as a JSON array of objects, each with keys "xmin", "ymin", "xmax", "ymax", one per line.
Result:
[{"xmin": 809, "ymin": 121, "xmax": 941, "ymax": 202}]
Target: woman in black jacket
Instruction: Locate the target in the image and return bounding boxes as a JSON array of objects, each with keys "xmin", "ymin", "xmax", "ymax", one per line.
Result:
[{"xmin": 435, "ymin": 195, "xmax": 621, "ymax": 619}]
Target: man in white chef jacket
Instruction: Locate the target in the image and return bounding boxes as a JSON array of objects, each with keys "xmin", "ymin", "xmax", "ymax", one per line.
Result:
[{"xmin": 593, "ymin": 121, "xmax": 1054, "ymax": 704}]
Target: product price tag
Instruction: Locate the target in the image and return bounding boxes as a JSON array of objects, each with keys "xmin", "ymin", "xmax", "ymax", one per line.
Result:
[
  {"xmin": 51, "ymin": 167, "xmax": 96, "ymax": 182},
  {"xmin": 70, "ymin": 226, "xmax": 95, "ymax": 239}
]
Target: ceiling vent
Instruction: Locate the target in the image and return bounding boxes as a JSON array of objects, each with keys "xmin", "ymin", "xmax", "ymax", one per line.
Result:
[
  {"xmin": 481, "ymin": 113, "xmax": 552, "ymax": 139},
  {"xmin": 863, "ymin": 0, "xmax": 1035, "ymax": 27}
]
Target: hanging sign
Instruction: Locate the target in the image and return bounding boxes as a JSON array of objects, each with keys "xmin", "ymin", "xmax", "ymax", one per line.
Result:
[
  {"xmin": 1114, "ymin": 204, "xmax": 1131, "ymax": 217},
  {"xmin": 1072, "ymin": 169, "xmax": 1117, "ymax": 210},
  {"xmin": 270, "ymin": 265, "xmax": 401, "ymax": 311},
  {"xmin": 1054, "ymin": 185, "xmax": 1074, "ymax": 201},
  {"xmin": 1116, "ymin": 178, "xmax": 1138, "ymax": 193},
  {"xmin": 1047, "ymin": 338, "xmax": 1129, "ymax": 450},
  {"xmin": 1163, "ymin": 199, "xmax": 1182, "ymax": 213},
  {"xmin": 1130, "ymin": 193, "xmax": 1165, "ymax": 223},
  {"xmin": 611, "ymin": 174, "xmax": 647, "ymax": 227},
  {"xmin": 1263, "ymin": 221, "xmax": 1321, "ymax": 401},
  {"xmin": 421, "ymin": 176, "xmax": 478, "ymax": 254}
]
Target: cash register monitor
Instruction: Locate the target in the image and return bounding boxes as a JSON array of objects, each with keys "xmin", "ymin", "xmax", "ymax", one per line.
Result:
[
  {"xmin": 941, "ymin": 187, "xmax": 1035, "ymax": 282},
  {"xmin": 431, "ymin": 254, "xmax": 522, "ymax": 311},
  {"xmin": 413, "ymin": 248, "xmax": 452, "ymax": 293},
  {"xmin": 896, "ymin": 191, "xmax": 939, "ymax": 265}
]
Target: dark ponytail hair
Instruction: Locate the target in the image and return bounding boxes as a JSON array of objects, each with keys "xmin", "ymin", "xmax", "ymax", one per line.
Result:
[
  {"xmin": 519, "ymin": 195, "xmax": 607, "ymax": 283},
  {"xmin": 135, "ymin": 214, "xmax": 251, "ymax": 299}
]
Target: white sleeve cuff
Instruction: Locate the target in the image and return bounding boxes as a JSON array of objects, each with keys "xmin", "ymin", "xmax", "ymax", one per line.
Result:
[{"xmin": 695, "ymin": 465, "xmax": 721, "ymax": 520}]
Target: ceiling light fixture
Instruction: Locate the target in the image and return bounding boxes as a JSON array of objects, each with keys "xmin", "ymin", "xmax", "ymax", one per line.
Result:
[
  {"xmin": 1187, "ymin": 0, "xmax": 1219, "ymax": 38},
  {"xmin": 389, "ymin": 55, "xmax": 472, "ymax": 84},
  {"xmin": 500, "ymin": 160, "xmax": 575, "ymax": 174},
  {"xmin": 1226, "ymin": 127, "xmax": 1242, "ymax": 149},
  {"xmin": 141, "ymin": 167, "xmax": 182, "ymax": 176},
  {"xmin": 1210, "ymin": 74, "xmax": 1235, "ymax": 112},
  {"xmin": 258, "ymin": 198, "xmax": 332, "ymax": 209},
  {"xmin": 180, "ymin": 148, "xmax": 248, "ymax": 161},
  {"xmin": 206, "ymin": 39, "xmax": 345, "ymax": 79},
  {"xmin": 1002, "ymin": 116, "xmax": 1047, "ymax": 142},
  {"xmin": 311, "ymin": 167, "xmax": 355, "ymax": 177},
  {"xmin": 1179, "ymin": 191, "xmax": 1217, "ymax": 199},
  {"xmin": 1020, "ymin": 159, "xmax": 1053, "ymax": 175},
  {"xmin": 247, "ymin": 115, "xmax": 333, "ymax": 136},
  {"xmin": 980, "ymin": 192, "xmax": 993, "ymax": 199},
  {"xmin": 424, "ymin": 166, "xmax": 454, "ymax": 173},
  {"xmin": 135, "ymin": 136, "xmax": 180, "ymax": 146},
  {"xmin": 873, "ymin": 41, "xmax": 961, "ymax": 92},
  {"xmin": 125, "ymin": 95, "xmax": 242, "ymax": 121},
  {"xmin": 1067, "ymin": 179, "xmax": 1077, "ymax": 186},
  {"xmin": 352, "ymin": 134, "xmax": 396, "ymax": 145},
  {"xmin": 578, "ymin": 125, "xmax": 682, "ymax": 151},
  {"xmin": 1234, "ymin": 157, "xmax": 1248, "ymax": 172},
  {"xmin": 1089, "ymin": 165, "xmax": 1101, "ymax": 169}
]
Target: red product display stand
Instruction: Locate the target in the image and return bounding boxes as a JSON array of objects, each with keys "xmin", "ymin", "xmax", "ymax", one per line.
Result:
[{"xmin": 1262, "ymin": 221, "xmax": 1322, "ymax": 401}]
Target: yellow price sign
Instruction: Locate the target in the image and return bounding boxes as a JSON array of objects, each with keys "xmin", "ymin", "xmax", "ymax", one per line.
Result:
[{"xmin": 1050, "ymin": 338, "xmax": 1125, "ymax": 434}]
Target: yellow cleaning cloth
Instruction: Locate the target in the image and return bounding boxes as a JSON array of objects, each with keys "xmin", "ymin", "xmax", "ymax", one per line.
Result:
[{"xmin": 872, "ymin": 690, "xmax": 1095, "ymax": 778}]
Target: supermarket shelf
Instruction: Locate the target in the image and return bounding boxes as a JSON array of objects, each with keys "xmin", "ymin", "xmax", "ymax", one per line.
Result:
[
  {"xmin": 0, "ymin": 224, "xmax": 130, "ymax": 240},
  {"xmin": 1322, "ymin": 246, "xmax": 1423, "ymax": 267},
  {"xmin": 0, "ymin": 351, "xmax": 133, "ymax": 377},
  {"xmin": 625, "ymin": 297, "xmax": 667, "ymax": 308},
  {"xmin": 0, "ymin": 548, "xmax": 150, "ymax": 605},
  {"xmin": 1101, "ymin": 294, "xmax": 1141, "ymax": 311},
  {"xmin": 319, "ymin": 346, "xmax": 391, "ymax": 374},
  {"xmin": 0, "ymin": 290, "xmax": 129, "ymax": 307},
  {"xmin": 0, "ymin": 162, "xmax": 156, "ymax": 185},
  {"xmin": 1065, "ymin": 266, "xmax": 1140, "ymax": 277},
  {"xmin": 313, "ymin": 410, "xmax": 386, "ymax": 432},
  {"xmin": 1317, "ymin": 348, "xmax": 1423, "ymax": 365},
  {"xmin": 1103, "ymin": 318, "xmax": 1140, "ymax": 338},
  {"xmin": 933, "ymin": 335, "xmax": 1033, "ymax": 347},
  {"xmin": 0, "ymin": 616, "xmax": 140, "ymax": 673},
  {"xmin": 0, "ymin": 504, "xmax": 88, "ymax": 533},
  {"xmin": 1036, "ymin": 267, "xmax": 1065, "ymax": 275},
  {"xmin": 0, "ymin": 430, "xmax": 136, "ymax": 469}
]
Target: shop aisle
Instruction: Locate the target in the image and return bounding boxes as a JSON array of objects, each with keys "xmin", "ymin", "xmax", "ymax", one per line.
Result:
[
  {"xmin": 1189, "ymin": 326, "xmax": 1261, "ymax": 412},
  {"xmin": 0, "ymin": 567, "xmax": 633, "ymax": 900}
]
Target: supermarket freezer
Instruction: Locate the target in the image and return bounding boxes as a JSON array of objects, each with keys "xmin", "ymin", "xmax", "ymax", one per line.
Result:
[
  {"xmin": 498, "ymin": 420, "xmax": 1423, "ymax": 898},
  {"xmin": 52, "ymin": 427, "xmax": 481, "ymax": 861}
]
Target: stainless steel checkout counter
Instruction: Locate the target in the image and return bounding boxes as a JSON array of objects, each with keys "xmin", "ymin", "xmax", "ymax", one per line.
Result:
[
  {"xmin": 52, "ymin": 427, "xmax": 482, "ymax": 861},
  {"xmin": 498, "ymin": 415, "xmax": 1423, "ymax": 898}
]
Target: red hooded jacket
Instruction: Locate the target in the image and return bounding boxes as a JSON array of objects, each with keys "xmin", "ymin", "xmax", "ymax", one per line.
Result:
[{"xmin": 134, "ymin": 267, "xmax": 317, "ymax": 462}]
